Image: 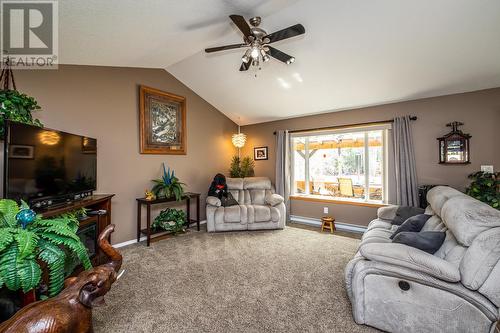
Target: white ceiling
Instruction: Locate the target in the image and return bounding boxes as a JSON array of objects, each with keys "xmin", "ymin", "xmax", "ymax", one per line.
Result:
[{"xmin": 60, "ymin": 0, "xmax": 500, "ymax": 125}]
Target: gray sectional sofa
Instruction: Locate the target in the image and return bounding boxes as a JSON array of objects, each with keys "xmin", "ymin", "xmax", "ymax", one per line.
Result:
[
  {"xmin": 206, "ymin": 177, "xmax": 286, "ymax": 232},
  {"xmin": 345, "ymin": 186, "xmax": 500, "ymax": 333}
]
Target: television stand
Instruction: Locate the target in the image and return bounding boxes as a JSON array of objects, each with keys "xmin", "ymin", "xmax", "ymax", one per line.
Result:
[{"xmin": 40, "ymin": 194, "xmax": 115, "ymax": 266}]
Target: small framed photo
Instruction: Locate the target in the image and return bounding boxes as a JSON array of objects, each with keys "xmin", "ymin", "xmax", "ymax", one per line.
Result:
[
  {"xmin": 9, "ymin": 145, "xmax": 34, "ymax": 159},
  {"xmin": 254, "ymin": 146, "xmax": 268, "ymax": 160}
]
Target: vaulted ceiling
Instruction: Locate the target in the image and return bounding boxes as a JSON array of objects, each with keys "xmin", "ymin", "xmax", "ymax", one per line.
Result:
[{"xmin": 60, "ymin": 0, "xmax": 500, "ymax": 125}]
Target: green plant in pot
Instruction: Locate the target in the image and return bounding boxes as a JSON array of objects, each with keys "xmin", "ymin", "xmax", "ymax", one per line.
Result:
[
  {"xmin": 466, "ymin": 171, "xmax": 499, "ymax": 209},
  {"xmin": 0, "ymin": 200, "xmax": 92, "ymax": 297},
  {"xmin": 152, "ymin": 208, "xmax": 186, "ymax": 235},
  {"xmin": 0, "ymin": 90, "xmax": 43, "ymax": 136},
  {"xmin": 151, "ymin": 163, "xmax": 185, "ymax": 201},
  {"xmin": 229, "ymin": 156, "xmax": 255, "ymax": 178}
]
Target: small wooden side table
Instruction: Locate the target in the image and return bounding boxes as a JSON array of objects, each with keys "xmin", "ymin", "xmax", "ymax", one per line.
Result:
[
  {"xmin": 136, "ymin": 192, "xmax": 200, "ymax": 246},
  {"xmin": 321, "ymin": 216, "xmax": 336, "ymax": 233}
]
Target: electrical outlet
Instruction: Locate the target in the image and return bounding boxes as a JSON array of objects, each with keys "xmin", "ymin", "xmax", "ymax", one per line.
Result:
[
  {"xmin": 323, "ymin": 207, "xmax": 329, "ymax": 214},
  {"xmin": 481, "ymin": 165, "xmax": 494, "ymax": 173}
]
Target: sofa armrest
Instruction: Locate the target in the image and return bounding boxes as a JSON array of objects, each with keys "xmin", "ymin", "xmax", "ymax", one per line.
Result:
[
  {"xmin": 359, "ymin": 242, "xmax": 460, "ymax": 282},
  {"xmin": 206, "ymin": 196, "xmax": 221, "ymax": 207},
  {"xmin": 377, "ymin": 205, "xmax": 425, "ymax": 224},
  {"xmin": 265, "ymin": 194, "xmax": 284, "ymax": 206}
]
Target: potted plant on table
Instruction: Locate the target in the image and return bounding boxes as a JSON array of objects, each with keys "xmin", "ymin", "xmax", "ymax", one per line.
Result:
[
  {"xmin": 0, "ymin": 200, "xmax": 92, "ymax": 300},
  {"xmin": 151, "ymin": 163, "xmax": 185, "ymax": 201}
]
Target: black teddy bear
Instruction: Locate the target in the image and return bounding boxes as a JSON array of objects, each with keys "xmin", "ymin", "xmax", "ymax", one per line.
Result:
[
  {"xmin": 208, "ymin": 174, "xmax": 238, "ymax": 207},
  {"xmin": 208, "ymin": 173, "xmax": 228, "ymax": 199}
]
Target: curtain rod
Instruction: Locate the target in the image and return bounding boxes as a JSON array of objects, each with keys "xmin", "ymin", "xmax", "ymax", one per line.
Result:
[{"xmin": 273, "ymin": 116, "xmax": 417, "ymax": 135}]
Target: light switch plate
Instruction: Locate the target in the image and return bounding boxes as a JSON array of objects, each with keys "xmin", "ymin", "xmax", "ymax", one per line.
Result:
[
  {"xmin": 481, "ymin": 165, "xmax": 494, "ymax": 173},
  {"xmin": 323, "ymin": 207, "xmax": 329, "ymax": 214}
]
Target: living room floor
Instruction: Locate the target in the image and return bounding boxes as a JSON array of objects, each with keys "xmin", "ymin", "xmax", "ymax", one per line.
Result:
[{"xmin": 93, "ymin": 225, "xmax": 378, "ymax": 332}]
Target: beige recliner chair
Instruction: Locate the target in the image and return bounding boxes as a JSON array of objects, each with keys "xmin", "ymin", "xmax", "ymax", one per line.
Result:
[
  {"xmin": 345, "ymin": 186, "xmax": 500, "ymax": 333},
  {"xmin": 206, "ymin": 177, "xmax": 286, "ymax": 232}
]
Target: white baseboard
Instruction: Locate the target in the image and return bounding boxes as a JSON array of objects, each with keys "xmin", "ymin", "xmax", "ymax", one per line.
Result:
[
  {"xmin": 290, "ymin": 215, "xmax": 367, "ymax": 234},
  {"xmin": 113, "ymin": 220, "xmax": 207, "ymax": 248}
]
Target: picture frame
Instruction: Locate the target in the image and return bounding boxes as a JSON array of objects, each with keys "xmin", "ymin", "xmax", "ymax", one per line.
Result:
[
  {"xmin": 9, "ymin": 145, "xmax": 34, "ymax": 159},
  {"xmin": 254, "ymin": 146, "xmax": 268, "ymax": 160},
  {"xmin": 81, "ymin": 137, "xmax": 97, "ymax": 154},
  {"xmin": 139, "ymin": 85, "xmax": 186, "ymax": 155}
]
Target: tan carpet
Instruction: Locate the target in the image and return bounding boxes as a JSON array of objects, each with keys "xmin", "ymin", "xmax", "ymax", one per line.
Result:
[{"xmin": 93, "ymin": 227, "xmax": 379, "ymax": 332}]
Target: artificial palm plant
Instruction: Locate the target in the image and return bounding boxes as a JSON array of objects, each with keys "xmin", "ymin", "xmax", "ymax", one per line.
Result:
[
  {"xmin": 151, "ymin": 163, "xmax": 185, "ymax": 201},
  {"xmin": 0, "ymin": 200, "xmax": 91, "ymax": 297},
  {"xmin": 229, "ymin": 156, "xmax": 255, "ymax": 178}
]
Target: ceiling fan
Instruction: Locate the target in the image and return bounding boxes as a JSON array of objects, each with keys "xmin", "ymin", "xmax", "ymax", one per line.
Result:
[{"xmin": 205, "ymin": 15, "xmax": 305, "ymax": 71}]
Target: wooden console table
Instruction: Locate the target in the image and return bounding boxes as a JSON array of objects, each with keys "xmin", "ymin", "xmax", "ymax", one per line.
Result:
[{"xmin": 136, "ymin": 192, "xmax": 200, "ymax": 246}]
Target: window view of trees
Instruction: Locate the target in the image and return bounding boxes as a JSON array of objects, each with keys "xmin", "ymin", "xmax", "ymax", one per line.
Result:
[{"xmin": 292, "ymin": 130, "xmax": 385, "ymax": 202}]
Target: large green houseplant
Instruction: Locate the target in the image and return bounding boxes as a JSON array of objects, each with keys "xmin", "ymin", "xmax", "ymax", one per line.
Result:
[
  {"xmin": 0, "ymin": 200, "xmax": 91, "ymax": 297},
  {"xmin": 0, "ymin": 90, "xmax": 43, "ymax": 135},
  {"xmin": 466, "ymin": 171, "xmax": 500, "ymax": 209},
  {"xmin": 151, "ymin": 163, "xmax": 185, "ymax": 201}
]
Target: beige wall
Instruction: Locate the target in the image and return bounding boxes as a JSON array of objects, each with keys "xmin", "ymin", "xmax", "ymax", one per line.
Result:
[
  {"xmin": 12, "ymin": 65, "xmax": 237, "ymax": 243},
  {"xmin": 241, "ymin": 88, "xmax": 500, "ymax": 226}
]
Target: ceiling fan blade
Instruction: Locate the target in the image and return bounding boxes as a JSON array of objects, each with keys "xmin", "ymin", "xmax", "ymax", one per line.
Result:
[
  {"xmin": 239, "ymin": 61, "xmax": 250, "ymax": 71},
  {"xmin": 264, "ymin": 24, "xmax": 305, "ymax": 44},
  {"xmin": 205, "ymin": 43, "xmax": 247, "ymax": 53},
  {"xmin": 267, "ymin": 46, "xmax": 295, "ymax": 64},
  {"xmin": 229, "ymin": 15, "xmax": 252, "ymax": 38}
]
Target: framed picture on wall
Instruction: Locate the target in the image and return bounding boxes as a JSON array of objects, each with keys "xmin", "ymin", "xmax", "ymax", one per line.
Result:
[
  {"xmin": 9, "ymin": 145, "xmax": 34, "ymax": 159},
  {"xmin": 254, "ymin": 146, "xmax": 268, "ymax": 160},
  {"xmin": 139, "ymin": 85, "xmax": 187, "ymax": 154}
]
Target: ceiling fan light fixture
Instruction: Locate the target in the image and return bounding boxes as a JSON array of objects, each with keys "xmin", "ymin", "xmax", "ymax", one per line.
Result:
[
  {"xmin": 250, "ymin": 47, "xmax": 260, "ymax": 59},
  {"xmin": 262, "ymin": 54, "xmax": 270, "ymax": 62}
]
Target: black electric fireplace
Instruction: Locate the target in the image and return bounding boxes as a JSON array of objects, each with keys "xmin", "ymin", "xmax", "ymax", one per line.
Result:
[{"xmin": 77, "ymin": 222, "xmax": 97, "ymax": 258}]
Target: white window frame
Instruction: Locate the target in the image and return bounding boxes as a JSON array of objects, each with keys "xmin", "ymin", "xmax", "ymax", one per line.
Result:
[{"xmin": 291, "ymin": 124, "xmax": 391, "ymax": 204}]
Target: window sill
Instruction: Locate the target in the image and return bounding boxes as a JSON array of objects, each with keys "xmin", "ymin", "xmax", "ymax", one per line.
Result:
[{"xmin": 290, "ymin": 195, "xmax": 387, "ymax": 208}]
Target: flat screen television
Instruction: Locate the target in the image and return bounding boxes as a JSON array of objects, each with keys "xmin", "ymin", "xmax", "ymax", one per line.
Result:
[{"xmin": 4, "ymin": 121, "xmax": 97, "ymax": 207}]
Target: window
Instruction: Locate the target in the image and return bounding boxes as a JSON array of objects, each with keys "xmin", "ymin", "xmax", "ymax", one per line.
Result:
[{"xmin": 291, "ymin": 125, "xmax": 389, "ymax": 203}]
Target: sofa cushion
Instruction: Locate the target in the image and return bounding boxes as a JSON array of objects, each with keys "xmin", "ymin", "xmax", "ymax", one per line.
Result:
[
  {"xmin": 392, "ymin": 231, "xmax": 446, "ymax": 254},
  {"xmin": 434, "ymin": 231, "xmax": 467, "ymax": 267},
  {"xmin": 426, "ymin": 185, "xmax": 463, "ymax": 216},
  {"xmin": 226, "ymin": 178, "xmax": 244, "ymax": 190},
  {"xmin": 249, "ymin": 189, "xmax": 267, "ymax": 205},
  {"xmin": 390, "ymin": 214, "xmax": 431, "ymax": 239},
  {"xmin": 253, "ymin": 205, "xmax": 271, "ymax": 222},
  {"xmin": 243, "ymin": 177, "xmax": 272, "ymax": 190},
  {"xmin": 441, "ymin": 196, "xmax": 500, "ymax": 246},
  {"xmin": 460, "ymin": 227, "xmax": 500, "ymax": 291},
  {"xmin": 223, "ymin": 205, "xmax": 243, "ymax": 223}
]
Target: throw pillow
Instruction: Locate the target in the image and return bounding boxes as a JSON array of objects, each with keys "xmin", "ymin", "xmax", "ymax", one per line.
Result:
[
  {"xmin": 390, "ymin": 214, "xmax": 432, "ymax": 240},
  {"xmin": 392, "ymin": 206, "xmax": 426, "ymax": 225},
  {"xmin": 392, "ymin": 231, "xmax": 446, "ymax": 254},
  {"xmin": 222, "ymin": 192, "xmax": 239, "ymax": 207}
]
